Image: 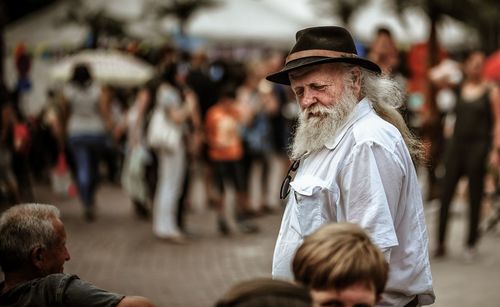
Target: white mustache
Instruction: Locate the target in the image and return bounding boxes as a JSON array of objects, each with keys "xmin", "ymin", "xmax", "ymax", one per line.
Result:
[
  {"xmin": 291, "ymin": 90, "xmax": 357, "ymax": 160},
  {"xmin": 302, "ymin": 104, "xmax": 335, "ymax": 118}
]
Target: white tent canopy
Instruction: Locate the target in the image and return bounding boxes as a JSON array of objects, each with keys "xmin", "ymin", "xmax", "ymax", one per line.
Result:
[
  {"xmin": 183, "ymin": 0, "xmax": 474, "ymax": 50},
  {"xmin": 183, "ymin": 0, "xmax": 335, "ymax": 48},
  {"xmin": 5, "ymin": 0, "xmax": 474, "ymax": 51},
  {"xmin": 5, "ymin": 1, "xmax": 88, "ymax": 51}
]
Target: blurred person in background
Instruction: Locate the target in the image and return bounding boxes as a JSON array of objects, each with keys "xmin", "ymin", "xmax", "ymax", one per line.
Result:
[
  {"xmin": 37, "ymin": 88, "xmax": 73, "ymax": 197},
  {"xmin": 13, "ymin": 42, "xmax": 32, "ymax": 121},
  {"xmin": 205, "ymin": 85, "xmax": 258, "ymax": 235},
  {"xmin": 435, "ymin": 50, "xmax": 500, "ymax": 260},
  {"xmin": 293, "ymin": 223, "xmax": 388, "ymax": 307},
  {"xmin": 8, "ymin": 90, "xmax": 34, "ymax": 203},
  {"xmin": 0, "ymin": 85, "xmax": 34, "ymax": 204},
  {"xmin": 62, "ymin": 63, "xmax": 115, "ymax": 222},
  {"xmin": 40, "ymin": 88, "xmax": 69, "ymax": 171},
  {"xmin": 117, "ymin": 85, "xmax": 154, "ymax": 219},
  {"xmin": 149, "ymin": 63, "xmax": 195, "ymax": 244},
  {"xmin": 368, "ymin": 26, "xmax": 411, "ymax": 132},
  {"xmin": 0, "ymin": 203, "xmax": 155, "ymax": 307},
  {"xmin": 101, "ymin": 88, "xmax": 128, "ymax": 185},
  {"xmin": 10, "ymin": 43, "xmax": 35, "ymax": 201},
  {"xmin": 265, "ymin": 51, "xmax": 298, "ymax": 207},
  {"xmin": 174, "ymin": 57, "xmax": 204, "ymax": 233},
  {"xmin": 237, "ymin": 61, "xmax": 278, "ymax": 216},
  {"xmin": 368, "ymin": 27, "xmax": 400, "ymax": 77},
  {"xmin": 186, "ymin": 50, "xmax": 223, "ymax": 209},
  {"xmin": 406, "ymin": 39, "xmax": 448, "ymax": 202},
  {"xmin": 186, "ymin": 49, "xmax": 218, "ymax": 121},
  {"xmin": 0, "ymin": 91, "xmax": 19, "ymax": 205}
]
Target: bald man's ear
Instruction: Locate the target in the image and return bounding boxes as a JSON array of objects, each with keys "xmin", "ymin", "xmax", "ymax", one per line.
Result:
[{"xmin": 31, "ymin": 246, "xmax": 45, "ymax": 270}]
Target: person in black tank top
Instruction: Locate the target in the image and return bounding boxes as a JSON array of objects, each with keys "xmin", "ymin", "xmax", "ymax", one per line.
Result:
[{"xmin": 435, "ymin": 51, "xmax": 500, "ymax": 261}]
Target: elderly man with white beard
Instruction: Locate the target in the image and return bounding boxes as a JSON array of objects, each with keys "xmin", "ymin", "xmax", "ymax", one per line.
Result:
[{"xmin": 266, "ymin": 26, "xmax": 435, "ymax": 307}]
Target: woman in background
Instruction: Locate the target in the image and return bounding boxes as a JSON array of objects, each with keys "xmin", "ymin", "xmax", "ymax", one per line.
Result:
[
  {"xmin": 63, "ymin": 63, "xmax": 114, "ymax": 221},
  {"xmin": 150, "ymin": 63, "xmax": 195, "ymax": 243},
  {"xmin": 436, "ymin": 51, "xmax": 500, "ymax": 260}
]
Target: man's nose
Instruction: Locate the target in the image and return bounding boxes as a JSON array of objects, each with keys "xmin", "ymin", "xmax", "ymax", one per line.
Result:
[
  {"xmin": 299, "ymin": 88, "xmax": 317, "ymax": 109},
  {"xmin": 65, "ymin": 247, "xmax": 71, "ymax": 261}
]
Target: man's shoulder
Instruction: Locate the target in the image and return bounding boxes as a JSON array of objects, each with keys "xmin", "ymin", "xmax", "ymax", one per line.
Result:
[
  {"xmin": 31, "ymin": 273, "xmax": 80, "ymax": 297},
  {"xmin": 40, "ymin": 273, "xmax": 79, "ymax": 286},
  {"xmin": 0, "ymin": 274, "xmax": 79, "ymax": 307},
  {"xmin": 13, "ymin": 273, "xmax": 78, "ymax": 291},
  {"xmin": 351, "ymin": 111, "xmax": 402, "ymax": 146}
]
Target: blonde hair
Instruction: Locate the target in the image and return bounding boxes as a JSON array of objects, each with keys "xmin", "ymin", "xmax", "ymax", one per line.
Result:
[{"xmin": 292, "ymin": 223, "xmax": 388, "ymax": 297}]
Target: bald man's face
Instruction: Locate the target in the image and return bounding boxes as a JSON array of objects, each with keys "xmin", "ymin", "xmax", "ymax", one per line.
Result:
[{"xmin": 38, "ymin": 218, "xmax": 70, "ymax": 275}]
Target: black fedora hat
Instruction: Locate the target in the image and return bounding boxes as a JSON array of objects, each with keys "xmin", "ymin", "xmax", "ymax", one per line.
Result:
[{"xmin": 266, "ymin": 26, "xmax": 381, "ymax": 85}]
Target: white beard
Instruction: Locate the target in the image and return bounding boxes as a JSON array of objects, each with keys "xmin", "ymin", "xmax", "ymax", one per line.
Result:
[{"xmin": 290, "ymin": 89, "xmax": 358, "ymax": 160}]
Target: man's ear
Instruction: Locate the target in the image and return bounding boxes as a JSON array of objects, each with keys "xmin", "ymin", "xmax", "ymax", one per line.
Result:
[
  {"xmin": 30, "ymin": 246, "xmax": 45, "ymax": 270},
  {"xmin": 350, "ymin": 67, "xmax": 361, "ymax": 94}
]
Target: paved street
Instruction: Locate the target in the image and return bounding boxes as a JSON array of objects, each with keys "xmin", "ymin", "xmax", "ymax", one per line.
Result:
[{"xmin": 4, "ymin": 180, "xmax": 500, "ymax": 307}]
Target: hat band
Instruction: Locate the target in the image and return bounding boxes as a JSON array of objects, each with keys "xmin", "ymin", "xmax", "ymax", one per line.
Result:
[{"xmin": 286, "ymin": 49, "xmax": 357, "ymax": 64}]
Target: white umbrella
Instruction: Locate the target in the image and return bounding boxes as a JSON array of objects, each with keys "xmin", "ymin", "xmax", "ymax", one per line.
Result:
[
  {"xmin": 50, "ymin": 49, "xmax": 155, "ymax": 87},
  {"xmin": 5, "ymin": 1, "xmax": 88, "ymax": 50}
]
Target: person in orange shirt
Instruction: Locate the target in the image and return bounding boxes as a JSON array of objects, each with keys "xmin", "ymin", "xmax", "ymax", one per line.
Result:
[{"xmin": 205, "ymin": 85, "xmax": 258, "ymax": 235}]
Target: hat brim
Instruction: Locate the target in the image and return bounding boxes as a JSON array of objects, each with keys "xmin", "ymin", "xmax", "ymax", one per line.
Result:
[{"xmin": 266, "ymin": 56, "xmax": 381, "ymax": 85}]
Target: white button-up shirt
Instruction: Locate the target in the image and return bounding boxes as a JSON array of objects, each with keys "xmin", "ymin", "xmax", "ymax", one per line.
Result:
[{"xmin": 272, "ymin": 98, "xmax": 435, "ymax": 306}]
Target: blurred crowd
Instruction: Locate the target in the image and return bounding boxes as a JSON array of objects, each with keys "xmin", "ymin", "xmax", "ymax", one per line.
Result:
[
  {"xmin": 0, "ymin": 40, "xmax": 299, "ymax": 241},
  {"xmin": 1, "ymin": 25, "xmax": 500, "ymax": 245}
]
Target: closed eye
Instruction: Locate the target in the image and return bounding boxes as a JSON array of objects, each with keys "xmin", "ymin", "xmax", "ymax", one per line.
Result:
[{"xmin": 311, "ymin": 83, "xmax": 329, "ymax": 91}]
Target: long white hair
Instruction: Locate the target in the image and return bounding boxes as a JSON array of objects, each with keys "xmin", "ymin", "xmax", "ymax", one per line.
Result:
[{"xmin": 360, "ymin": 68, "xmax": 424, "ymax": 164}]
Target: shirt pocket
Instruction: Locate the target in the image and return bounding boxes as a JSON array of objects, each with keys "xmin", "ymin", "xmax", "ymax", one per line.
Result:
[{"xmin": 290, "ymin": 175, "xmax": 337, "ymax": 237}]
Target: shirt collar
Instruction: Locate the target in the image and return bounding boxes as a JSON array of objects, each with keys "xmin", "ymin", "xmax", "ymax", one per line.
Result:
[{"xmin": 324, "ymin": 97, "xmax": 372, "ymax": 150}]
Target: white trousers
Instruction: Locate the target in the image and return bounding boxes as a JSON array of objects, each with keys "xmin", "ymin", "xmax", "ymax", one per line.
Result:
[{"xmin": 153, "ymin": 149, "xmax": 185, "ymax": 237}]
